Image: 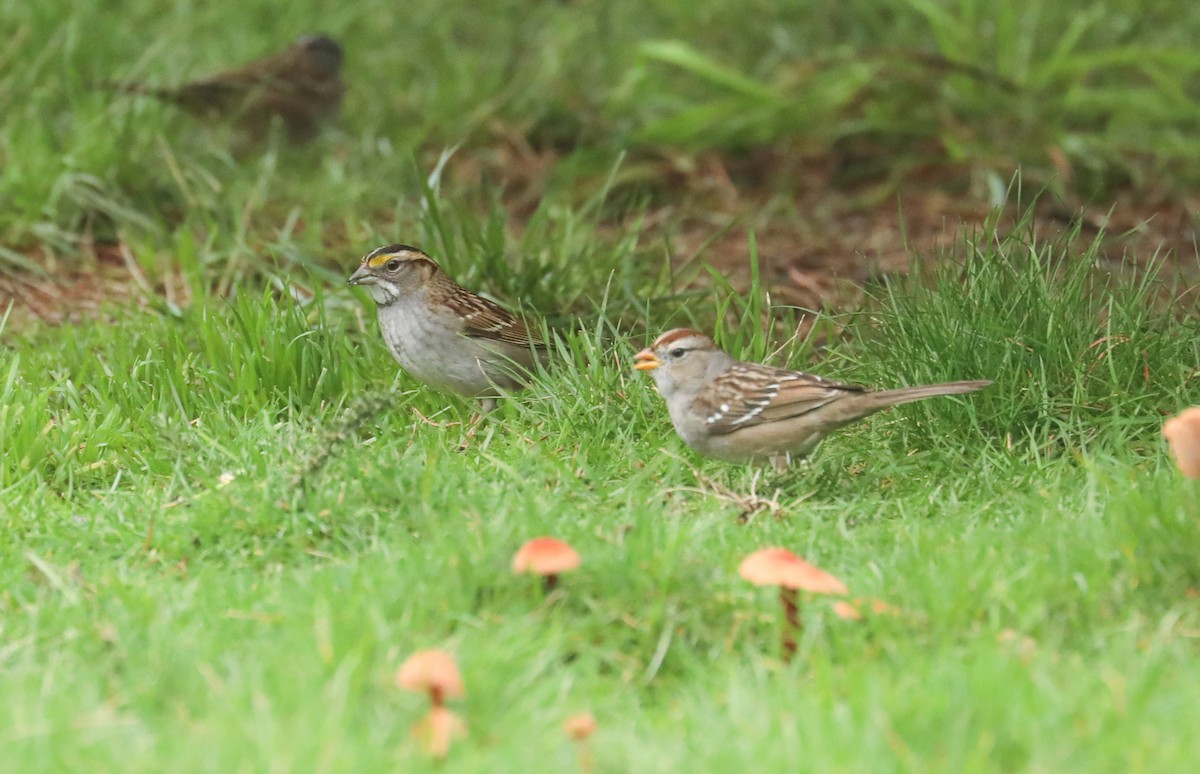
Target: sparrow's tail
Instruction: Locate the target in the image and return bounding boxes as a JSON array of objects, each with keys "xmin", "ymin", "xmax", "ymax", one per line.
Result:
[
  {"xmin": 96, "ymin": 81, "xmax": 175, "ymax": 100},
  {"xmin": 95, "ymin": 80, "xmax": 237, "ymax": 118},
  {"xmin": 864, "ymin": 380, "xmax": 992, "ymax": 410}
]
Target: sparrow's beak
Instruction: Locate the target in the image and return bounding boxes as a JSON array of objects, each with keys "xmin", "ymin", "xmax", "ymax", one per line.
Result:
[
  {"xmin": 633, "ymin": 349, "xmax": 661, "ymax": 371},
  {"xmin": 347, "ymin": 265, "xmax": 376, "ymax": 287}
]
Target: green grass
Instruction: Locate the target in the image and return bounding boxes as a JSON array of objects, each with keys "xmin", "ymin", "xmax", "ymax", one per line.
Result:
[
  {"xmin": 4, "ymin": 218, "xmax": 1200, "ymax": 770},
  {"xmin": 4, "ymin": 0, "xmax": 1200, "ymax": 770},
  {"xmin": 6, "ymin": 0, "xmax": 1200, "ymax": 260}
]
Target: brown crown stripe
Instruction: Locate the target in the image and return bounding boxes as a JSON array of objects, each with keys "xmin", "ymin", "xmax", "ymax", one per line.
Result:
[{"xmin": 651, "ymin": 328, "xmax": 711, "ymax": 350}]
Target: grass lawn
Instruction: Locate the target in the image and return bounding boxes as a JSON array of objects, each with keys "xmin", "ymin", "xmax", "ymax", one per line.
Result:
[{"xmin": 3, "ymin": 0, "xmax": 1200, "ymax": 771}]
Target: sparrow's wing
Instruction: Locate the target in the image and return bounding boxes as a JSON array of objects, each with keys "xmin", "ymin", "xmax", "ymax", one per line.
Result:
[
  {"xmin": 171, "ymin": 78, "xmax": 257, "ymax": 115},
  {"xmin": 446, "ymin": 291, "xmax": 545, "ymax": 350},
  {"xmin": 699, "ymin": 363, "xmax": 865, "ymax": 435},
  {"xmin": 173, "ymin": 43, "xmax": 314, "ymax": 115}
]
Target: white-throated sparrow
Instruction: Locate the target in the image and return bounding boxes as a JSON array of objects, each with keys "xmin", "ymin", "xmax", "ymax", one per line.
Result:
[
  {"xmin": 108, "ymin": 34, "xmax": 344, "ymax": 144},
  {"xmin": 349, "ymin": 244, "xmax": 547, "ymax": 410},
  {"xmin": 635, "ymin": 328, "xmax": 990, "ymax": 469}
]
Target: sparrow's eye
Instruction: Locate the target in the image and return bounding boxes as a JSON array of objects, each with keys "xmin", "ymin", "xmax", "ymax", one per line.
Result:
[
  {"xmin": 385, "ymin": 259, "xmax": 402, "ymax": 272},
  {"xmin": 669, "ymin": 347, "xmax": 687, "ymax": 359}
]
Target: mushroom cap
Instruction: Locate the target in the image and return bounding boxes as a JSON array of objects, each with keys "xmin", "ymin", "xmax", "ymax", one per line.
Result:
[
  {"xmin": 738, "ymin": 547, "xmax": 848, "ymax": 595},
  {"xmin": 396, "ymin": 649, "xmax": 464, "ymax": 699},
  {"xmin": 1163, "ymin": 407, "xmax": 1200, "ymax": 479},
  {"xmin": 512, "ymin": 537, "xmax": 581, "ymax": 576},
  {"xmin": 831, "ymin": 600, "xmax": 863, "ymax": 620},
  {"xmin": 832, "ymin": 597, "xmax": 898, "ymax": 620},
  {"xmin": 563, "ymin": 711, "xmax": 597, "ymax": 741}
]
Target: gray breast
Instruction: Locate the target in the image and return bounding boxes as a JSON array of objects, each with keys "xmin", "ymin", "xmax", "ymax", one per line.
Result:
[{"xmin": 375, "ymin": 299, "xmax": 517, "ymax": 398}]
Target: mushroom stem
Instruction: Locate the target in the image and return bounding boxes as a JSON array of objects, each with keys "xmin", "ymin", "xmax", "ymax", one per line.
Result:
[
  {"xmin": 430, "ymin": 686, "xmax": 444, "ymax": 709},
  {"xmin": 780, "ymin": 587, "xmax": 800, "ymax": 662},
  {"xmin": 563, "ymin": 712, "xmax": 598, "ymax": 772},
  {"xmin": 544, "ymin": 573, "xmax": 560, "ymax": 593},
  {"xmin": 576, "ymin": 739, "xmax": 594, "ymax": 774},
  {"xmin": 412, "ymin": 705, "xmax": 466, "ymax": 759}
]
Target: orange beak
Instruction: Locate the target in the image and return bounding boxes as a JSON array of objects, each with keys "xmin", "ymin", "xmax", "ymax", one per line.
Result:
[{"xmin": 633, "ymin": 349, "xmax": 661, "ymax": 372}]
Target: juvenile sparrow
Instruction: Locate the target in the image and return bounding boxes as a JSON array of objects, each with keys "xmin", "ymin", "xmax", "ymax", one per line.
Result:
[
  {"xmin": 634, "ymin": 328, "xmax": 990, "ymax": 469},
  {"xmin": 108, "ymin": 34, "xmax": 344, "ymax": 144},
  {"xmin": 348, "ymin": 244, "xmax": 547, "ymax": 410}
]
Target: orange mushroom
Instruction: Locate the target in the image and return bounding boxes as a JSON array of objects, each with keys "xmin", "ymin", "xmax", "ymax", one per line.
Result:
[
  {"xmin": 832, "ymin": 597, "xmax": 899, "ymax": 621},
  {"xmin": 564, "ymin": 712, "xmax": 597, "ymax": 773},
  {"xmin": 563, "ymin": 711, "xmax": 597, "ymax": 740},
  {"xmin": 739, "ymin": 547, "xmax": 848, "ymax": 661},
  {"xmin": 1163, "ymin": 407, "xmax": 1200, "ymax": 479},
  {"xmin": 831, "ymin": 600, "xmax": 863, "ymax": 621},
  {"xmin": 512, "ymin": 537, "xmax": 581, "ymax": 592},
  {"xmin": 396, "ymin": 649, "xmax": 464, "ymax": 708},
  {"xmin": 396, "ymin": 650, "xmax": 467, "ymax": 758}
]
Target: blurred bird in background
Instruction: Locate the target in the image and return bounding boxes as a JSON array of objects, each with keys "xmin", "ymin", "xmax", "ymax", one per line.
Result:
[{"xmin": 105, "ymin": 34, "xmax": 345, "ymax": 145}]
